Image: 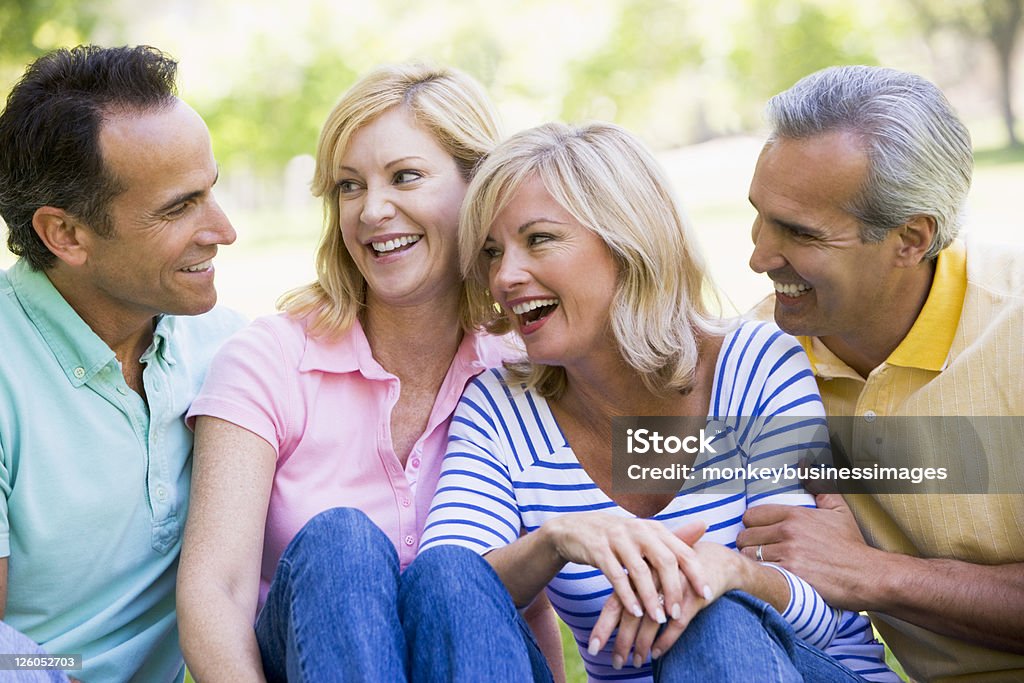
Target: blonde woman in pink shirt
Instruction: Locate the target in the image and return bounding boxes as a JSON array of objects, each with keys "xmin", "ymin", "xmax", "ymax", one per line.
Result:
[{"xmin": 177, "ymin": 64, "xmax": 562, "ymax": 682}]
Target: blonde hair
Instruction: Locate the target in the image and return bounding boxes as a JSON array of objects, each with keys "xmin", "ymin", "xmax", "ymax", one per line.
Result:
[
  {"xmin": 279, "ymin": 62, "xmax": 501, "ymax": 336},
  {"xmin": 459, "ymin": 121, "xmax": 732, "ymax": 398}
]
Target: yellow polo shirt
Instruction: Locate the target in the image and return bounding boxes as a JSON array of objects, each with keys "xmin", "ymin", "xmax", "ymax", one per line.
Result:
[{"xmin": 753, "ymin": 240, "xmax": 1024, "ymax": 682}]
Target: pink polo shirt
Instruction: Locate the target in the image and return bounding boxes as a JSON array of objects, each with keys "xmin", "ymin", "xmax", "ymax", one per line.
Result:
[{"xmin": 187, "ymin": 313, "xmax": 511, "ymax": 609}]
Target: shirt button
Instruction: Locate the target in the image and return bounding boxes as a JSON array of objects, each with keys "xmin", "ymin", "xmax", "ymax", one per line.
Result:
[
  {"xmin": 404, "ymin": 535, "xmax": 415, "ymax": 546},
  {"xmin": 156, "ymin": 486, "xmax": 168, "ymax": 501},
  {"xmin": 864, "ymin": 410, "xmax": 877, "ymax": 423},
  {"xmin": 401, "ymin": 498, "xmax": 411, "ymax": 508},
  {"xmin": 411, "ymin": 458, "xmax": 421, "ymax": 469},
  {"xmin": 73, "ymin": 367, "xmax": 86, "ymax": 379}
]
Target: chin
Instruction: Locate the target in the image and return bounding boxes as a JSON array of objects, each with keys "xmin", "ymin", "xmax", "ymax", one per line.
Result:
[{"xmin": 166, "ymin": 295, "xmax": 218, "ymax": 317}]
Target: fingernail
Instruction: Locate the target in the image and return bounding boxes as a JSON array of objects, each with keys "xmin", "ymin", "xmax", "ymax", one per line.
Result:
[
  {"xmin": 612, "ymin": 654, "xmax": 624, "ymax": 670},
  {"xmin": 587, "ymin": 638, "xmax": 600, "ymax": 656},
  {"xmin": 671, "ymin": 603, "xmax": 681, "ymax": 620},
  {"xmin": 652, "ymin": 648, "xmax": 663, "ymax": 660},
  {"xmin": 633, "ymin": 654, "xmax": 643, "ymax": 669},
  {"xmin": 631, "ymin": 604, "xmax": 644, "ymax": 618},
  {"xmin": 655, "ymin": 607, "xmax": 666, "ymax": 624},
  {"xmin": 703, "ymin": 585, "xmax": 713, "ymax": 602}
]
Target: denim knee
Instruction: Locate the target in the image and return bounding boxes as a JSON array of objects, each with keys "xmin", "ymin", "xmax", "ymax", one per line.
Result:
[
  {"xmin": 400, "ymin": 545, "xmax": 511, "ymax": 619},
  {"xmin": 281, "ymin": 507, "xmax": 399, "ymax": 578}
]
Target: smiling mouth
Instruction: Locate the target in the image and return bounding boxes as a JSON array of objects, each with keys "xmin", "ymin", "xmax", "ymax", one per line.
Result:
[
  {"xmin": 371, "ymin": 235, "xmax": 421, "ymax": 257},
  {"xmin": 181, "ymin": 259, "xmax": 213, "ymax": 273},
  {"xmin": 512, "ymin": 298, "xmax": 559, "ymax": 326},
  {"xmin": 774, "ymin": 282, "xmax": 812, "ymax": 298}
]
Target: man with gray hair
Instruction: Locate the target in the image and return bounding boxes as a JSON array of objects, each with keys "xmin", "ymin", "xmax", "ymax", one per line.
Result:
[
  {"xmin": 740, "ymin": 65, "xmax": 1023, "ymax": 681},
  {"xmin": 0, "ymin": 45, "xmax": 243, "ymax": 682}
]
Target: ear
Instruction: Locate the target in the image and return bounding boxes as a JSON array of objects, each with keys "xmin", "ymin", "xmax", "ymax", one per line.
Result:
[
  {"xmin": 32, "ymin": 207, "xmax": 90, "ymax": 267},
  {"xmin": 893, "ymin": 215, "xmax": 936, "ymax": 267}
]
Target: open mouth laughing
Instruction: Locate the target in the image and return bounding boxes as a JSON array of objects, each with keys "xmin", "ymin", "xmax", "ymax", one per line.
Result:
[{"xmin": 511, "ymin": 297, "xmax": 559, "ymax": 332}]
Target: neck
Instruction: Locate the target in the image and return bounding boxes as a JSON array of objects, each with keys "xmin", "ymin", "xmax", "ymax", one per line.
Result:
[
  {"xmin": 362, "ymin": 290, "xmax": 464, "ymax": 378},
  {"xmin": 557, "ymin": 351, "xmax": 685, "ymax": 431},
  {"xmin": 823, "ymin": 259, "xmax": 935, "ymax": 378},
  {"xmin": 45, "ymin": 267, "xmax": 156, "ymax": 365}
]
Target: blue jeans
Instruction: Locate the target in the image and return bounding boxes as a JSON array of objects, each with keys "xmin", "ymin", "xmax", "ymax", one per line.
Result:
[
  {"xmin": 255, "ymin": 507, "xmax": 554, "ymax": 683},
  {"xmin": 653, "ymin": 591, "xmax": 866, "ymax": 681}
]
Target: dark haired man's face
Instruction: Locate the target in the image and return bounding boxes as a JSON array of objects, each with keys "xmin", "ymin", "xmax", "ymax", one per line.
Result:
[
  {"xmin": 747, "ymin": 131, "xmax": 904, "ymax": 343},
  {"xmin": 78, "ymin": 99, "xmax": 235, "ymax": 321}
]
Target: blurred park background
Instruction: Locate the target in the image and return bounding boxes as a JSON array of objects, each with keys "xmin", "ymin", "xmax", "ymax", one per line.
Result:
[
  {"xmin": 2, "ymin": 2, "xmax": 1021, "ymax": 679},
  {"xmin": 2, "ymin": 0, "xmax": 1024, "ymax": 321}
]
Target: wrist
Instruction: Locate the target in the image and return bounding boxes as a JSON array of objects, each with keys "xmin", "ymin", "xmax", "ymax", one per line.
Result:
[
  {"xmin": 861, "ymin": 548, "xmax": 920, "ymax": 613},
  {"xmin": 725, "ymin": 547, "xmax": 753, "ymax": 593},
  {"xmin": 538, "ymin": 516, "xmax": 568, "ymax": 563}
]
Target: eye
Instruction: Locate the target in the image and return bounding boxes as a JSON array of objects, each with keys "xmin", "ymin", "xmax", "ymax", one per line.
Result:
[
  {"xmin": 337, "ymin": 179, "xmax": 362, "ymax": 195},
  {"xmin": 527, "ymin": 232, "xmax": 553, "ymax": 247},
  {"xmin": 481, "ymin": 244, "xmax": 502, "ymax": 259},
  {"xmin": 787, "ymin": 227, "xmax": 816, "ymax": 241},
  {"xmin": 164, "ymin": 202, "xmax": 191, "ymax": 219},
  {"xmin": 394, "ymin": 170, "xmax": 423, "ymax": 185}
]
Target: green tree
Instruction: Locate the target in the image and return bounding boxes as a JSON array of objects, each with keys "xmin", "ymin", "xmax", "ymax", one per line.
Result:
[
  {"xmin": 0, "ymin": 0, "xmax": 101, "ymax": 90},
  {"xmin": 729, "ymin": 0, "xmax": 879, "ymax": 110},
  {"xmin": 560, "ymin": 0, "xmax": 703, "ymax": 144},
  {"xmin": 907, "ymin": 0, "xmax": 1023, "ymax": 148}
]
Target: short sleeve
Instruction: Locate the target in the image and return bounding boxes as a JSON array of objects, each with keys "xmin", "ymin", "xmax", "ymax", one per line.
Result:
[
  {"xmin": 420, "ymin": 372, "xmax": 523, "ymax": 554},
  {"xmin": 186, "ymin": 316, "xmax": 299, "ymax": 457}
]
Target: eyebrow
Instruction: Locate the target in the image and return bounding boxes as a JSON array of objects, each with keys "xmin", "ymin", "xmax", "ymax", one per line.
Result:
[
  {"xmin": 517, "ymin": 218, "xmax": 565, "ymax": 233},
  {"xmin": 339, "ymin": 156, "xmax": 430, "ymax": 175},
  {"xmin": 748, "ymin": 196, "xmax": 820, "ymax": 236},
  {"xmin": 155, "ymin": 168, "xmax": 219, "ymax": 214},
  {"xmin": 483, "ymin": 218, "xmax": 566, "ymax": 241}
]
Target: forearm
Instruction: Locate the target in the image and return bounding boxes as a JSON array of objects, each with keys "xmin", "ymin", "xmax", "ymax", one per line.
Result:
[
  {"xmin": 178, "ymin": 579, "xmax": 267, "ymax": 682},
  {"xmin": 523, "ymin": 593, "xmax": 566, "ymax": 683},
  {"xmin": 732, "ymin": 553, "xmax": 791, "ymax": 614},
  {"xmin": 484, "ymin": 525, "xmax": 566, "ymax": 607},
  {"xmin": 862, "ymin": 552, "xmax": 1024, "ymax": 653}
]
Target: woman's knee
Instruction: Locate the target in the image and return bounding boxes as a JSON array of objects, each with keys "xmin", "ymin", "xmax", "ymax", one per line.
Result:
[
  {"xmin": 400, "ymin": 545, "xmax": 511, "ymax": 618},
  {"xmin": 282, "ymin": 507, "xmax": 398, "ymax": 576}
]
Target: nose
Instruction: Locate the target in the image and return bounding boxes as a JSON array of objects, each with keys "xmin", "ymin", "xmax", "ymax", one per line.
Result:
[
  {"xmin": 489, "ymin": 246, "xmax": 529, "ymax": 297},
  {"xmin": 360, "ymin": 185, "xmax": 396, "ymax": 226},
  {"xmin": 198, "ymin": 195, "xmax": 237, "ymax": 246},
  {"xmin": 748, "ymin": 218, "xmax": 782, "ymax": 274}
]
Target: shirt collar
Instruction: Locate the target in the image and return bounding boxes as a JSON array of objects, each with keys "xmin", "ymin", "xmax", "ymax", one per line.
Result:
[
  {"xmin": 7, "ymin": 259, "xmax": 116, "ymax": 387},
  {"xmin": 798, "ymin": 240, "xmax": 967, "ymax": 377},
  {"xmin": 886, "ymin": 239, "xmax": 966, "ymax": 371},
  {"xmin": 8, "ymin": 259, "xmax": 177, "ymax": 385},
  {"xmin": 297, "ymin": 316, "xmax": 513, "ymax": 378}
]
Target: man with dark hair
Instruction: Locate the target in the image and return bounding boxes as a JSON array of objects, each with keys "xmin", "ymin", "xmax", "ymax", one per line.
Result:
[
  {"xmin": 741, "ymin": 65, "xmax": 1024, "ymax": 681},
  {"xmin": 0, "ymin": 45, "xmax": 243, "ymax": 682}
]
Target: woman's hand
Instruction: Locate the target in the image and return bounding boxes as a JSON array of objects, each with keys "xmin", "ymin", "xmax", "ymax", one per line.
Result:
[
  {"xmin": 588, "ymin": 541, "xmax": 743, "ymax": 669},
  {"xmin": 543, "ymin": 513, "xmax": 709, "ymax": 627}
]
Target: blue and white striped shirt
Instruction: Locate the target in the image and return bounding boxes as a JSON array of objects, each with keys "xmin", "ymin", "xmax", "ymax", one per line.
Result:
[{"xmin": 422, "ymin": 320, "xmax": 896, "ymax": 682}]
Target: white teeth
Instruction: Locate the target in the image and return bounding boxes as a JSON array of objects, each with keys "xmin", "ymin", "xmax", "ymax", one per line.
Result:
[
  {"xmin": 371, "ymin": 235, "xmax": 421, "ymax": 253},
  {"xmin": 511, "ymin": 298, "xmax": 559, "ymax": 315},
  {"xmin": 774, "ymin": 282, "xmax": 812, "ymax": 297},
  {"xmin": 182, "ymin": 259, "xmax": 213, "ymax": 272}
]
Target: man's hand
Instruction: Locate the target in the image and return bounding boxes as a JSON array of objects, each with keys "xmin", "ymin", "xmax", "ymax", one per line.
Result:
[{"xmin": 736, "ymin": 493, "xmax": 878, "ymax": 609}]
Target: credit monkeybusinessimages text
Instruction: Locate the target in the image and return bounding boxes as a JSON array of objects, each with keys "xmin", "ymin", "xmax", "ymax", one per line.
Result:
[{"xmin": 626, "ymin": 462, "xmax": 949, "ymax": 484}]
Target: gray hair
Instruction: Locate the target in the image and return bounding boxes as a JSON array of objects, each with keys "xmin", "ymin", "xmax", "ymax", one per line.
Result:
[{"xmin": 765, "ymin": 65, "xmax": 972, "ymax": 258}]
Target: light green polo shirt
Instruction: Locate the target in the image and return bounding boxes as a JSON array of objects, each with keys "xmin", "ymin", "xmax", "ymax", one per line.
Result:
[{"xmin": 0, "ymin": 259, "xmax": 245, "ymax": 683}]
